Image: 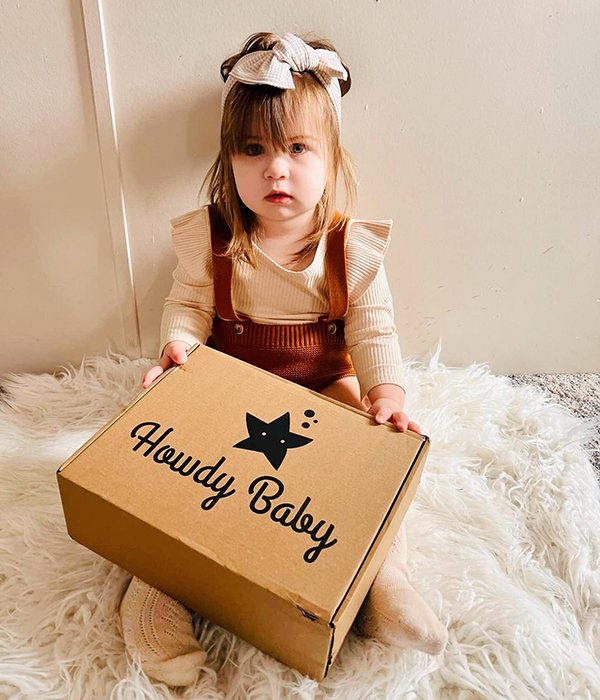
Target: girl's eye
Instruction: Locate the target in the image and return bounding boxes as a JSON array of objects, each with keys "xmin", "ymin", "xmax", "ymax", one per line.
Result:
[
  {"xmin": 290, "ymin": 142, "xmax": 307, "ymax": 154},
  {"xmin": 243, "ymin": 142, "xmax": 307, "ymax": 156},
  {"xmin": 245, "ymin": 144, "xmax": 263, "ymax": 156}
]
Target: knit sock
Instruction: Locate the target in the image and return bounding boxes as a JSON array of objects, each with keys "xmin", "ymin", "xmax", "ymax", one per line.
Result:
[
  {"xmin": 353, "ymin": 521, "xmax": 448, "ymax": 655},
  {"xmin": 119, "ymin": 575, "xmax": 207, "ymax": 687}
]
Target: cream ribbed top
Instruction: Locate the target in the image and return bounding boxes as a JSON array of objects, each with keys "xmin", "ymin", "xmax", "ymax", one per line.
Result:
[{"xmin": 159, "ymin": 205, "xmax": 405, "ymax": 401}]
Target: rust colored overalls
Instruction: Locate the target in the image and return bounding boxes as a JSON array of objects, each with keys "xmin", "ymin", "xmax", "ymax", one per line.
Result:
[{"xmin": 204, "ymin": 204, "xmax": 357, "ymax": 392}]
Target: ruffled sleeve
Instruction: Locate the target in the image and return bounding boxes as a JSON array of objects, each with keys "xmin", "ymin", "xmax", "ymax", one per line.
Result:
[
  {"xmin": 168, "ymin": 205, "xmax": 213, "ymax": 281},
  {"xmin": 345, "ymin": 218, "xmax": 393, "ymax": 305},
  {"xmin": 158, "ymin": 205, "xmax": 216, "ymax": 358},
  {"xmin": 343, "ymin": 218, "xmax": 406, "ymax": 402}
]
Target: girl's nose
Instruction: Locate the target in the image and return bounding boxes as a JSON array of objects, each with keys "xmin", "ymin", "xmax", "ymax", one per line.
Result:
[{"xmin": 264, "ymin": 154, "xmax": 289, "ymax": 179}]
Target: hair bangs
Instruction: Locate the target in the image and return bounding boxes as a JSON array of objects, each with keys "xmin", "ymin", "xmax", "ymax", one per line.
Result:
[{"xmin": 224, "ymin": 75, "xmax": 334, "ymax": 158}]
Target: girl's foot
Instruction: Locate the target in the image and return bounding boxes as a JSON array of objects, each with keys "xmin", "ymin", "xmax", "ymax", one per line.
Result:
[
  {"xmin": 119, "ymin": 575, "xmax": 207, "ymax": 687},
  {"xmin": 353, "ymin": 522, "xmax": 448, "ymax": 655}
]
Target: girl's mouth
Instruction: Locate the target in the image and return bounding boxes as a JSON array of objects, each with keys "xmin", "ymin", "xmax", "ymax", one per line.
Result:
[{"xmin": 265, "ymin": 194, "xmax": 293, "ymax": 203}]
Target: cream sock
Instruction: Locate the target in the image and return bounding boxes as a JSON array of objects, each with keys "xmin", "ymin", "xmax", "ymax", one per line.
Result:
[
  {"xmin": 353, "ymin": 521, "xmax": 448, "ymax": 655},
  {"xmin": 119, "ymin": 575, "xmax": 207, "ymax": 687}
]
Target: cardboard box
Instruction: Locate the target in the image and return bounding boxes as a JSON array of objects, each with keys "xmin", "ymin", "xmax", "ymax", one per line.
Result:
[{"xmin": 56, "ymin": 342, "xmax": 430, "ymax": 681}]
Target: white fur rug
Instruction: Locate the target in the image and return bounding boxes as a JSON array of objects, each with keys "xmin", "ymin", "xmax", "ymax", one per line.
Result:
[{"xmin": 1, "ymin": 341, "xmax": 600, "ymax": 700}]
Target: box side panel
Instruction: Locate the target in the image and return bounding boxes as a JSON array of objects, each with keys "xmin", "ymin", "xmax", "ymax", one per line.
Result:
[
  {"xmin": 324, "ymin": 439, "xmax": 430, "ymax": 675},
  {"xmin": 57, "ymin": 473, "xmax": 331, "ymax": 681}
]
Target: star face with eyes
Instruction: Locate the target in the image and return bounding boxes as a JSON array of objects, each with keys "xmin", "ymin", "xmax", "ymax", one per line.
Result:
[{"xmin": 233, "ymin": 412, "xmax": 313, "ymax": 470}]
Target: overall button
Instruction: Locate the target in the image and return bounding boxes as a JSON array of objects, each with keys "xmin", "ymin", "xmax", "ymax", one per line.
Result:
[
  {"xmin": 327, "ymin": 322, "xmax": 337, "ymax": 335},
  {"xmin": 234, "ymin": 323, "xmax": 244, "ymax": 335}
]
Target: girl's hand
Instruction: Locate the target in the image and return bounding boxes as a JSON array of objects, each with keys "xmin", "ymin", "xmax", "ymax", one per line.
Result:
[
  {"xmin": 368, "ymin": 398, "xmax": 422, "ymax": 435},
  {"xmin": 142, "ymin": 340, "xmax": 191, "ymax": 389}
]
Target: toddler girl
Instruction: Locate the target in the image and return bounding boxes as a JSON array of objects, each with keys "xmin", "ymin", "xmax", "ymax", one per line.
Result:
[{"xmin": 119, "ymin": 31, "xmax": 448, "ymax": 687}]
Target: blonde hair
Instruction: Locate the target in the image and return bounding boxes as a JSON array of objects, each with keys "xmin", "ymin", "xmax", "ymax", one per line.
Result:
[{"xmin": 198, "ymin": 31, "xmax": 359, "ymax": 269}]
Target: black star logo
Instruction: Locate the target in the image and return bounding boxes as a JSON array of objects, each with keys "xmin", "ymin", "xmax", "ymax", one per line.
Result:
[{"xmin": 233, "ymin": 412, "xmax": 313, "ymax": 470}]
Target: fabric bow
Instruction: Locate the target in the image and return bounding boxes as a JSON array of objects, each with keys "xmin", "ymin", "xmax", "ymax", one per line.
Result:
[{"xmin": 221, "ymin": 33, "xmax": 348, "ymax": 130}]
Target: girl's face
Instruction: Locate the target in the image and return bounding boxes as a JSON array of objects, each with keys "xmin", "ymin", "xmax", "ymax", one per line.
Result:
[{"xmin": 231, "ymin": 122, "xmax": 328, "ymax": 230}]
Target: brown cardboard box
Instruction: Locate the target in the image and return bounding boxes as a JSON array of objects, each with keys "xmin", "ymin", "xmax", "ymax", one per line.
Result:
[{"xmin": 56, "ymin": 342, "xmax": 430, "ymax": 681}]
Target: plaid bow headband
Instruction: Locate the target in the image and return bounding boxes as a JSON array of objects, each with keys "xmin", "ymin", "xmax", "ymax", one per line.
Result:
[{"xmin": 221, "ymin": 33, "xmax": 348, "ymax": 131}]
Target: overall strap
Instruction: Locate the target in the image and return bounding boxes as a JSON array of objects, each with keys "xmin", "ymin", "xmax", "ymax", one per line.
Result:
[
  {"xmin": 320, "ymin": 212, "xmax": 350, "ymax": 322},
  {"xmin": 207, "ymin": 203, "xmax": 350, "ymax": 323},
  {"xmin": 207, "ymin": 204, "xmax": 247, "ymax": 322}
]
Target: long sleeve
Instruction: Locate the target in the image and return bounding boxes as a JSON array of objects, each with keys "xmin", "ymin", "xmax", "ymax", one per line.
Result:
[
  {"xmin": 158, "ymin": 207, "xmax": 216, "ymax": 358},
  {"xmin": 344, "ymin": 262, "xmax": 406, "ymax": 403},
  {"xmin": 158, "ymin": 260, "xmax": 216, "ymax": 358}
]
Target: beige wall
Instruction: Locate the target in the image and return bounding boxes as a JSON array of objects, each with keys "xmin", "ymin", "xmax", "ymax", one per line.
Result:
[{"xmin": 2, "ymin": 0, "xmax": 599, "ymax": 376}]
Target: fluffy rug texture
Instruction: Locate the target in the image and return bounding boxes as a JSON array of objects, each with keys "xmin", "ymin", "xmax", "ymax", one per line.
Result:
[
  {"xmin": 508, "ymin": 373, "xmax": 600, "ymax": 475},
  {"xmin": 1, "ymin": 342, "xmax": 600, "ymax": 700}
]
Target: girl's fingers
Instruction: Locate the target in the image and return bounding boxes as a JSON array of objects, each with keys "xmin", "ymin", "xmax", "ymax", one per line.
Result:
[
  {"xmin": 394, "ymin": 413, "xmax": 408, "ymax": 431},
  {"xmin": 375, "ymin": 411, "xmax": 414, "ymax": 433},
  {"xmin": 143, "ymin": 366, "xmax": 163, "ymax": 389},
  {"xmin": 160, "ymin": 354, "xmax": 173, "ymax": 371},
  {"xmin": 142, "ymin": 352, "xmax": 183, "ymax": 390},
  {"xmin": 392, "ymin": 412, "xmax": 408, "ymax": 431},
  {"xmin": 389, "ymin": 412, "xmax": 423, "ymax": 433}
]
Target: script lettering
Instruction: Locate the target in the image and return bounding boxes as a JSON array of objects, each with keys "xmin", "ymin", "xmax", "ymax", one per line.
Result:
[
  {"xmin": 248, "ymin": 476, "xmax": 338, "ymax": 564},
  {"xmin": 130, "ymin": 421, "xmax": 236, "ymax": 510}
]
